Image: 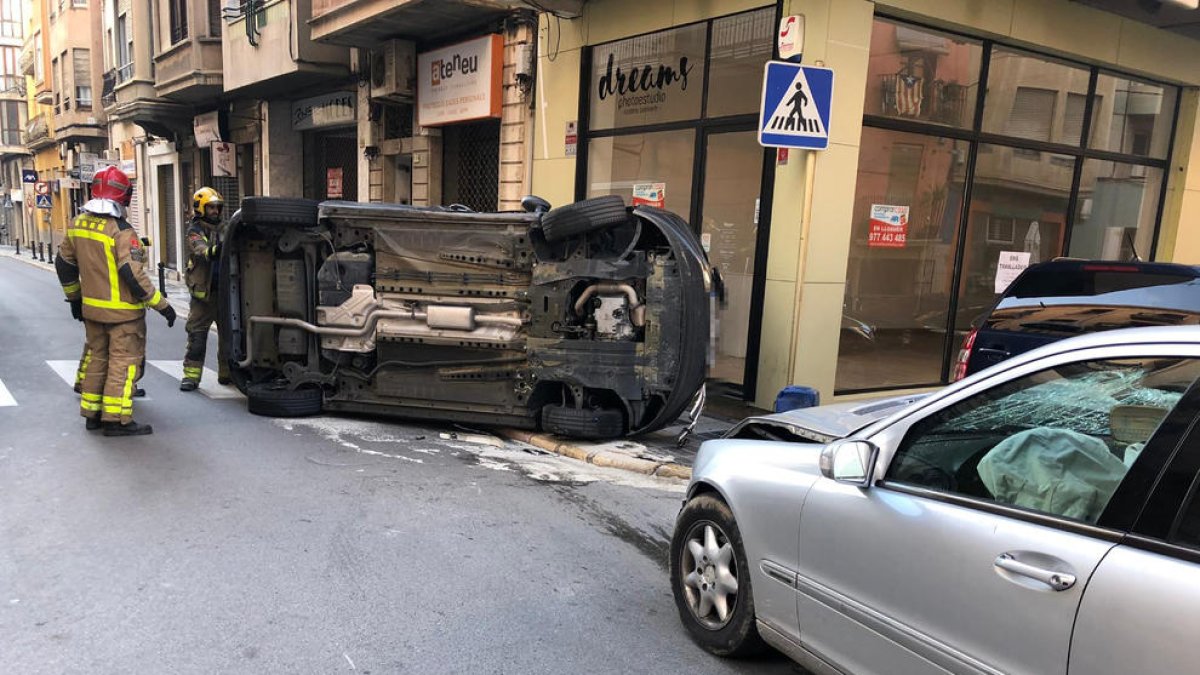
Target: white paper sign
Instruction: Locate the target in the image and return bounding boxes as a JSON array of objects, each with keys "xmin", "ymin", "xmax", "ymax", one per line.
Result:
[
  {"xmin": 212, "ymin": 142, "xmax": 237, "ymax": 177},
  {"xmin": 417, "ymin": 35, "xmax": 502, "ymax": 127},
  {"xmin": 995, "ymin": 251, "xmax": 1032, "ymax": 293}
]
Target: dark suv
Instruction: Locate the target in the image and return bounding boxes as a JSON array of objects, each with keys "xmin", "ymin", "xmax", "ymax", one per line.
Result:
[
  {"xmin": 954, "ymin": 259, "xmax": 1200, "ymax": 379},
  {"xmin": 218, "ymin": 195, "xmax": 713, "ymax": 440}
]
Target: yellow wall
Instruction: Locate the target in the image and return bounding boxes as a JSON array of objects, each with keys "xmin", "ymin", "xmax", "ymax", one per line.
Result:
[{"xmin": 532, "ymin": 0, "xmax": 1200, "ymax": 409}]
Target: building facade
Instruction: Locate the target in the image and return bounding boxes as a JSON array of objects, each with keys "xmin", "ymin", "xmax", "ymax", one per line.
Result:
[
  {"xmin": 531, "ymin": 0, "xmax": 1200, "ymax": 409},
  {"xmin": 0, "ymin": 0, "xmax": 28, "ymax": 246}
]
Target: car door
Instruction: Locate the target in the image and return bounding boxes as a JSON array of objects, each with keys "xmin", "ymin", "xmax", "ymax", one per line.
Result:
[
  {"xmin": 794, "ymin": 346, "xmax": 1200, "ymax": 675},
  {"xmin": 1070, "ymin": 385, "xmax": 1200, "ymax": 675}
]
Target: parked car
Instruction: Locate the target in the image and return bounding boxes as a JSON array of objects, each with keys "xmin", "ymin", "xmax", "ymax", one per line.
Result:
[
  {"xmin": 217, "ymin": 195, "xmax": 713, "ymax": 439},
  {"xmin": 956, "ymin": 258, "xmax": 1200, "ymax": 379},
  {"xmin": 671, "ymin": 326, "xmax": 1200, "ymax": 674}
]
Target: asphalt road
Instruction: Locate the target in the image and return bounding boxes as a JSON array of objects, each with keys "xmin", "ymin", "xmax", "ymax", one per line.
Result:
[{"xmin": 0, "ymin": 252, "xmax": 803, "ymax": 674}]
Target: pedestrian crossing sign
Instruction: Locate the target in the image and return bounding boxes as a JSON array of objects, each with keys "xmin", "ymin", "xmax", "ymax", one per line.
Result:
[
  {"xmin": 35, "ymin": 193, "xmax": 52, "ymax": 209},
  {"xmin": 758, "ymin": 61, "xmax": 834, "ymax": 150}
]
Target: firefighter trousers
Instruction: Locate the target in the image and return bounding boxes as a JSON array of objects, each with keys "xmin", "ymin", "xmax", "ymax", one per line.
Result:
[
  {"xmin": 183, "ymin": 296, "xmax": 228, "ymax": 383},
  {"xmin": 80, "ymin": 318, "xmax": 146, "ymax": 424},
  {"xmin": 76, "ymin": 344, "xmax": 143, "ymax": 392}
]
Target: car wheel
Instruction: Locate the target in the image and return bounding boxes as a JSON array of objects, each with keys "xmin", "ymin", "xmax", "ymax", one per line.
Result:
[
  {"xmin": 540, "ymin": 405, "xmax": 625, "ymax": 439},
  {"xmin": 670, "ymin": 493, "xmax": 765, "ymax": 657},
  {"xmin": 541, "ymin": 195, "xmax": 629, "ymax": 242},
  {"xmin": 246, "ymin": 381, "xmax": 323, "ymax": 417},
  {"xmin": 239, "ymin": 197, "xmax": 320, "ymax": 228}
]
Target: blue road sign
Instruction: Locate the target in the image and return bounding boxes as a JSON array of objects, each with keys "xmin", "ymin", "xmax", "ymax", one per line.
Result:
[
  {"xmin": 35, "ymin": 194, "xmax": 52, "ymax": 209},
  {"xmin": 21, "ymin": 169, "xmax": 36, "ymax": 183},
  {"xmin": 758, "ymin": 61, "xmax": 834, "ymax": 150}
]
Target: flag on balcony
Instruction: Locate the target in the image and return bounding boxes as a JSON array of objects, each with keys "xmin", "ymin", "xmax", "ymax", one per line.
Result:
[{"xmin": 895, "ymin": 75, "xmax": 923, "ymax": 117}]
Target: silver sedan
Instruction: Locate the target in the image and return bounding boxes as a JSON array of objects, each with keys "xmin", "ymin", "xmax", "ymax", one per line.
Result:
[{"xmin": 671, "ymin": 326, "xmax": 1200, "ymax": 674}]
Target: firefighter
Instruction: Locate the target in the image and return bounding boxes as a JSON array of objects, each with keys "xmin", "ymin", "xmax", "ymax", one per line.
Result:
[
  {"xmin": 180, "ymin": 187, "xmax": 229, "ymax": 391},
  {"xmin": 55, "ymin": 166, "xmax": 176, "ymax": 436}
]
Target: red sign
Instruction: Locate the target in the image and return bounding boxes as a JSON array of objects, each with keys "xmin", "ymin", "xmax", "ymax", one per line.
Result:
[
  {"xmin": 631, "ymin": 182, "xmax": 666, "ymax": 209},
  {"xmin": 326, "ymin": 168, "xmax": 344, "ymax": 199},
  {"xmin": 868, "ymin": 204, "xmax": 909, "ymax": 248}
]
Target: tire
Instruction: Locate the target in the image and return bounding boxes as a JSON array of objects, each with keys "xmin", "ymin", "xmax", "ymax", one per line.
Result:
[
  {"xmin": 670, "ymin": 493, "xmax": 766, "ymax": 658},
  {"xmin": 541, "ymin": 195, "xmax": 628, "ymax": 242},
  {"xmin": 239, "ymin": 197, "xmax": 320, "ymax": 228},
  {"xmin": 540, "ymin": 405, "xmax": 625, "ymax": 439},
  {"xmin": 246, "ymin": 381, "xmax": 323, "ymax": 417}
]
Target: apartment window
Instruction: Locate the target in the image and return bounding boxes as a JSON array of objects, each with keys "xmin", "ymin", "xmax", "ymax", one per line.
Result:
[
  {"xmin": 0, "ymin": 46, "xmax": 17, "ymax": 92},
  {"xmin": 33, "ymin": 32, "xmax": 42, "ymax": 82},
  {"xmin": 0, "ymin": 101, "xmax": 19, "ymax": 146},
  {"xmin": 169, "ymin": 0, "xmax": 189, "ymax": 44},
  {"xmin": 73, "ymin": 49, "xmax": 91, "ymax": 110},
  {"xmin": 116, "ymin": 14, "xmax": 133, "ymax": 82},
  {"xmin": 208, "ymin": 0, "xmax": 222, "ymax": 37},
  {"xmin": 72, "ymin": 0, "xmax": 88, "ymax": 7},
  {"xmin": 0, "ymin": 0, "xmax": 20, "ymax": 38},
  {"xmin": 51, "ymin": 56, "xmax": 60, "ymax": 113},
  {"xmin": 837, "ymin": 17, "xmax": 1179, "ymax": 394}
]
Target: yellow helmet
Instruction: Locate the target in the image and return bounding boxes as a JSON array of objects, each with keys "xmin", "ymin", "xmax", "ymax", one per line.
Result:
[{"xmin": 193, "ymin": 187, "xmax": 225, "ymax": 221}]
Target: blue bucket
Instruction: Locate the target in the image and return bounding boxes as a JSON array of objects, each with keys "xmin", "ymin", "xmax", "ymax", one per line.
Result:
[{"xmin": 775, "ymin": 385, "xmax": 819, "ymax": 413}]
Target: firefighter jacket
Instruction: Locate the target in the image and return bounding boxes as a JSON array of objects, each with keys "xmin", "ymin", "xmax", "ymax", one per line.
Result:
[
  {"xmin": 55, "ymin": 211, "xmax": 169, "ymax": 323},
  {"xmin": 185, "ymin": 216, "xmax": 220, "ymax": 300}
]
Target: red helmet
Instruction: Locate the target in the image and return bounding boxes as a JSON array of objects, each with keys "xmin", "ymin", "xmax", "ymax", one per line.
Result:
[{"xmin": 91, "ymin": 165, "xmax": 133, "ymax": 206}]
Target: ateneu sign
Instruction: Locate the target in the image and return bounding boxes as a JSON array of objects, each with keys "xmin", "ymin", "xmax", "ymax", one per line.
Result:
[
  {"xmin": 292, "ymin": 91, "xmax": 356, "ymax": 131},
  {"xmin": 417, "ymin": 34, "xmax": 503, "ymax": 127},
  {"xmin": 589, "ymin": 23, "xmax": 707, "ymax": 130}
]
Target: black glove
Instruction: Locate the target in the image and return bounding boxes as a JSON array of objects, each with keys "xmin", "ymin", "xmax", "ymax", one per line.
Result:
[
  {"xmin": 207, "ymin": 242, "xmax": 221, "ymax": 260},
  {"xmin": 160, "ymin": 305, "xmax": 177, "ymax": 328},
  {"xmin": 68, "ymin": 298, "xmax": 83, "ymax": 321}
]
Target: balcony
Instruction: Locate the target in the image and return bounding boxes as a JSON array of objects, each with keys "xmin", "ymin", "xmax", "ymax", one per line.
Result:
[
  {"xmin": 18, "ymin": 47, "xmax": 34, "ymax": 77},
  {"xmin": 23, "ymin": 113, "xmax": 51, "ymax": 149},
  {"xmin": 878, "ymin": 74, "xmax": 968, "ymax": 127},
  {"xmin": 223, "ymin": 0, "xmax": 349, "ymax": 96},
  {"xmin": 154, "ymin": 36, "xmax": 223, "ymax": 102},
  {"xmin": 309, "ymin": 0, "xmax": 514, "ymax": 46}
]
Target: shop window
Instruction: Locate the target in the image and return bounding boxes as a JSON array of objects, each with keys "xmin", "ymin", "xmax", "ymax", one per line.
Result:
[
  {"xmin": 706, "ymin": 8, "xmax": 774, "ymax": 118},
  {"xmin": 866, "ymin": 18, "xmax": 981, "ymax": 129},
  {"xmin": 837, "ymin": 127, "xmax": 969, "ymax": 391},
  {"xmin": 586, "ymin": 129, "xmax": 696, "ymax": 222},
  {"xmin": 587, "ymin": 23, "xmax": 707, "ymax": 131},
  {"xmin": 1092, "ymin": 74, "xmax": 1176, "ymax": 159},
  {"xmin": 1069, "ymin": 161, "xmax": 1163, "ymax": 261}
]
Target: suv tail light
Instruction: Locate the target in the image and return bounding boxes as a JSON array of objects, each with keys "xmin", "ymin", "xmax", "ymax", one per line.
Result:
[{"xmin": 952, "ymin": 327, "xmax": 978, "ymax": 382}]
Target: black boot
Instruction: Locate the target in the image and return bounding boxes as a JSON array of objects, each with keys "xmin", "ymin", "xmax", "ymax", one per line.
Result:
[
  {"xmin": 73, "ymin": 382, "xmax": 82, "ymax": 394},
  {"xmin": 102, "ymin": 420, "xmax": 153, "ymax": 436},
  {"xmin": 133, "ymin": 387, "xmax": 146, "ymax": 398},
  {"xmin": 85, "ymin": 415, "xmax": 101, "ymax": 431},
  {"xmin": 180, "ymin": 380, "xmax": 198, "ymax": 392}
]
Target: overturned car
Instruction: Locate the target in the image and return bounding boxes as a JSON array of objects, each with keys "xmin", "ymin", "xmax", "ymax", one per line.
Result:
[{"xmin": 217, "ymin": 195, "xmax": 713, "ymax": 439}]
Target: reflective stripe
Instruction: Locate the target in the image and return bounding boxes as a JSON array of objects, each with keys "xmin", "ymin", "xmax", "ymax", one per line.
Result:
[
  {"xmin": 68, "ymin": 225, "xmax": 148, "ymax": 311},
  {"xmin": 122, "ymin": 365, "xmax": 136, "ymax": 413},
  {"xmin": 148, "ymin": 290, "xmax": 162, "ymax": 306},
  {"xmin": 81, "ymin": 400, "xmax": 102, "ymax": 412},
  {"xmin": 62, "ymin": 282, "xmax": 81, "ymax": 294},
  {"xmin": 81, "ymin": 392, "xmax": 102, "ymax": 402},
  {"xmin": 76, "ymin": 352, "xmax": 92, "ymax": 383},
  {"xmin": 191, "ymin": 290, "xmax": 207, "ymax": 299},
  {"xmin": 103, "ymin": 405, "xmax": 123, "ymax": 414},
  {"xmin": 183, "ymin": 366, "xmax": 203, "ymax": 378}
]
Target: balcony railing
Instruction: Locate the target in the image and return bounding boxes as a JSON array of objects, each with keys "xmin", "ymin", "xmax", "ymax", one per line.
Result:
[
  {"xmin": 23, "ymin": 114, "xmax": 49, "ymax": 144},
  {"xmin": 101, "ymin": 69, "xmax": 117, "ymax": 107},
  {"xmin": 18, "ymin": 48, "xmax": 34, "ymax": 77},
  {"xmin": 879, "ymin": 74, "xmax": 967, "ymax": 127}
]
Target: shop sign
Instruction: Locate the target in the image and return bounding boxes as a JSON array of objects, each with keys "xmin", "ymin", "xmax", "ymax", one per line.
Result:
[
  {"xmin": 292, "ymin": 91, "xmax": 356, "ymax": 131},
  {"xmin": 212, "ymin": 142, "xmax": 237, "ymax": 178},
  {"xmin": 327, "ymin": 168, "xmax": 344, "ymax": 199},
  {"xmin": 21, "ymin": 169, "xmax": 36, "ymax": 183},
  {"xmin": 758, "ymin": 61, "xmax": 833, "ymax": 150},
  {"xmin": 631, "ymin": 182, "xmax": 666, "ymax": 209},
  {"xmin": 868, "ymin": 204, "xmax": 908, "ymax": 248},
  {"xmin": 417, "ymin": 34, "xmax": 503, "ymax": 127},
  {"xmin": 10, "ymin": 188, "xmax": 22, "ymax": 203},
  {"xmin": 589, "ymin": 23, "xmax": 706, "ymax": 131},
  {"xmin": 778, "ymin": 15, "xmax": 804, "ymax": 61},
  {"xmin": 120, "ymin": 159, "xmax": 136, "ymax": 178},
  {"xmin": 995, "ymin": 251, "xmax": 1032, "ymax": 293},
  {"xmin": 194, "ymin": 111, "xmax": 222, "ymax": 146},
  {"xmin": 61, "ymin": 177, "xmax": 82, "ymax": 190},
  {"xmin": 79, "ymin": 152, "xmax": 98, "ymax": 182},
  {"xmin": 565, "ymin": 121, "xmax": 578, "ymax": 157}
]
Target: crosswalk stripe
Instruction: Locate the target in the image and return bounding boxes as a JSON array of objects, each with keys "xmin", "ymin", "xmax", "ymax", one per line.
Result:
[
  {"xmin": 46, "ymin": 360, "xmax": 153, "ymax": 400},
  {"xmin": 147, "ymin": 361, "xmax": 244, "ymax": 399},
  {"xmin": 0, "ymin": 378, "xmax": 15, "ymax": 407}
]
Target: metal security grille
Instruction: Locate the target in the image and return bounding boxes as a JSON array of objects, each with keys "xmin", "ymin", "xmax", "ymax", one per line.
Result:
[
  {"xmin": 443, "ymin": 119, "xmax": 499, "ymax": 211},
  {"xmin": 212, "ymin": 174, "xmax": 239, "ymax": 216},
  {"xmin": 157, "ymin": 164, "xmax": 177, "ymax": 268},
  {"xmin": 306, "ymin": 132, "xmax": 358, "ymax": 201}
]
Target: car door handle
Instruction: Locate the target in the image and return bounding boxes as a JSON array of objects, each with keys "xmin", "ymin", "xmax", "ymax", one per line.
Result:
[{"xmin": 995, "ymin": 553, "xmax": 1076, "ymax": 591}]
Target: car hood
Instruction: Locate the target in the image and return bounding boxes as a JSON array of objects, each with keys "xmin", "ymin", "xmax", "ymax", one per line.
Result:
[{"xmin": 724, "ymin": 393, "xmax": 931, "ymax": 443}]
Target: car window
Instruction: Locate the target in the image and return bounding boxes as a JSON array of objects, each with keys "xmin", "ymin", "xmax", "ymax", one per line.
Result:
[{"xmin": 887, "ymin": 357, "xmax": 1200, "ymax": 524}]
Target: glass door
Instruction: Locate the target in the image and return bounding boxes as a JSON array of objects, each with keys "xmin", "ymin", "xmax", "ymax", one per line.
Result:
[{"xmin": 697, "ymin": 128, "xmax": 767, "ymax": 390}]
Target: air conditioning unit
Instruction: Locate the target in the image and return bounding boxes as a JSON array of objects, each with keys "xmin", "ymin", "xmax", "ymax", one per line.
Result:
[{"xmin": 370, "ymin": 39, "xmax": 416, "ymax": 103}]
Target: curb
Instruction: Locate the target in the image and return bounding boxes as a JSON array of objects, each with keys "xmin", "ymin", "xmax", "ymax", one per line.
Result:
[{"xmin": 497, "ymin": 428, "xmax": 692, "ymax": 481}]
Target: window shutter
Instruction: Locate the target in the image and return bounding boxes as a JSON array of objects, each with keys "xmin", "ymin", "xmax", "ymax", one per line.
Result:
[
  {"xmin": 1062, "ymin": 93, "xmax": 1086, "ymax": 145},
  {"xmin": 1007, "ymin": 87, "xmax": 1055, "ymax": 141}
]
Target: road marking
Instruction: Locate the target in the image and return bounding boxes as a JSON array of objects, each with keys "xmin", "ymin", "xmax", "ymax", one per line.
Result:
[
  {"xmin": 46, "ymin": 360, "xmax": 153, "ymax": 400},
  {"xmin": 0, "ymin": 378, "xmax": 15, "ymax": 407},
  {"xmin": 147, "ymin": 361, "xmax": 243, "ymax": 399}
]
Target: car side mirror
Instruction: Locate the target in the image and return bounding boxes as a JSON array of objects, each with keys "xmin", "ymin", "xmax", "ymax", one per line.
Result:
[{"xmin": 819, "ymin": 440, "xmax": 878, "ymax": 487}]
